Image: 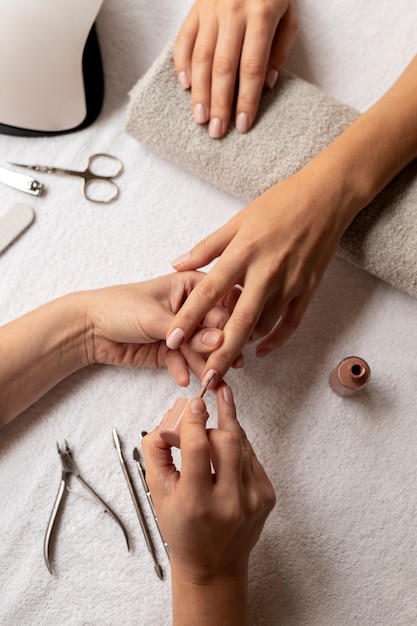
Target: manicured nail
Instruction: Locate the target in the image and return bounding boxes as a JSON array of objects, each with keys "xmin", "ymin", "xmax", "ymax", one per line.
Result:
[
  {"xmin": 202, "ymin": 329, "xmax": 222, "ymax": 346},
  {"xmin": 266, "ymin": 68, "xmax": 278, "ymax": 89},
  {"xmin": 177, "ymin": 71, "xmax": 190, "ymax": 90},
  {"xmin": 236, "ymin": 112, "xmax": 249, "ymax": 134},
  {"xmin": 190, "ymin": 397, "xmax": 205, "ymax": 414},
  {"xmin": 166, "ymin": 328, "xmax": 185, "ymax": 350},
  {"xmin": 171, "ymin": 251, "xmax": 190, "ymax": 267},
  {"xmin": 202, "ymin": 369, "xmax": 219, "ymax": 388},
  {"xmin": 257, "ymin": 347, "xmax": 271, "ymax": 358},
  {"xmin": 222, "ymin": 385, "xmax": 234, "ymax": 404},
  {"xmin": 193, "ymin": 103, "xmax": 207, "ymax": 124},
  {"xmin": 208, "ymin": 117, "xmax": 223, "ymax": 139}
]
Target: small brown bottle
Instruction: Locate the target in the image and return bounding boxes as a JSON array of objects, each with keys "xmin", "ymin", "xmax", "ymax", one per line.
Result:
[{"xmin": 329, "ymin": 356, "xmax": 371, "ymax": 397}]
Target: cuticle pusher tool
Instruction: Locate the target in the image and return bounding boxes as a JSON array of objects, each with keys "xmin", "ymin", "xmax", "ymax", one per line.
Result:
[
  {"xmin": 112, "ymin": 427, "xmax": 164, "ymax": 580},
  {"xmin": 133, "ymin": 443, "xmax": 170, "ymax": 559}
]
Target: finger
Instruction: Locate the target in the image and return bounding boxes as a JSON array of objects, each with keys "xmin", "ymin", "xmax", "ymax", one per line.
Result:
[
  {"xmin": 207, "ymin": 385, "xmax": 243, "ymax": 486},
  {"xmin": 201, "ymin": 305, "xmax": 231, "ymax": 330},
  {"xmin": 171, "ymin": 216, "xmax": 241, "ymax": 272},
  {"xmin": 163, "ymin": 347, "xmax": 191, "ymax": 386},
  {"xmin": 179, "ymin": 397, "xmax": 213, "ymax": 496},
  {"xmin": 240, "ymin": 431, "xmax": 276, "ymax": 511},
  {"xmin": 207, "ymin": 20, "xmax": 245, "ymax": 138},
  {"xmin": 235, "ymin": 16, "xmax": 277, "ymax": 133},
  {"xmin": 174, "ymin": 10, "xmax": 199, "ymax": 90},
  {"xmin": 265, "ymin": 3, "xmax": 298, "ymax": 88},
  {"xmin": 190, "ymin": 22, "xmax": 218, "ymax": 126},
  {"xmin": 141, "ymin": 423, "xmax": 178, "ymax": 494},
  {"xmin": 256, "ymin": 292, "xmax": 311, "ymax": 355},
  {"xmin": 250, "ymin": 283, "xmax": 291, "ymax": 341},
  {"xmin": 198, "ymin": 278, "xmax": 269, "ymax": 379},
  {"xmin": 166, "ymin": 260, "xmax": 243, "ymax": 352},
  {"xmin": 178, "ymin": 343, "xmax": 210, "ymax": 382},
  {"xmin": 188, "ymin": 327, "xmax": 224, "ymax": 353}
]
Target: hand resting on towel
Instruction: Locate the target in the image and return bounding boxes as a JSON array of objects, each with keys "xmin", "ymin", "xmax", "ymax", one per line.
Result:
[{"xmin": 175, "ymin": 0, "xmax": 298, "ymax": 138}]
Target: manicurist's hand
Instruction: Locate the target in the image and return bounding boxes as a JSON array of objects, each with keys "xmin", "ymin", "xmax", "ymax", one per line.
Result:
[
  {"xmin": 142, "ymin": 384, "xmax": 275, "ymax": 626},
  {"xmin": 175, "ymin": 0, "xmax": 297, "ymax": 138}
]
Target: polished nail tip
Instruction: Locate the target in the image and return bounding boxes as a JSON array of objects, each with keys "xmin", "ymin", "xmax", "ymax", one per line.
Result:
[
  {"xmin": 166, "ymin": 328, "xmax": 185, "ymax": 350},
  {"xmin": 190, "ymin": 397, "xmax": 205, "ymax": 414},
  {"xmin": 193, "ymin": 103, "xmax": 207, "ymax": 124},
  {"xmin": 208, "ymin": 118, "xmax": 223, "ymax": 138},
  {"xmin": 236, "ymin": 112, "xmax": 249, "ymax": 134},
  {"xmin": 266, "ymin": 68, "xmax": 279, "ymax": 89},
  {"xmin": 177, "ymin": 70, "xmax": 190, "ymax": 90},
  {"xmin": 201, "ymin": 329, "xmax": 222, "ymax": 346},
  {"xmin": 202, "ymin": 369, "xmax": 219, "ymax": 388},
  {"xmin": 171, "ymin": 251, "xmax": 190, "ymax": 267}
]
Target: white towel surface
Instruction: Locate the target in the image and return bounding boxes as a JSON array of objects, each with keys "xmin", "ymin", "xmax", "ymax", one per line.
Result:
[{"xmin": 1, "ymin": 1, "xmax": 417, "ymax": 625}]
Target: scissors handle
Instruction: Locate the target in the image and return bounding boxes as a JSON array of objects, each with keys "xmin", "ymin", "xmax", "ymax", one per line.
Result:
[
  {"xmin": 82, "ymin": 153, "xmax": 123, "ymax": 204},
  {"xmin": 87, "ymin": 153, "xmax": 123, "ymax": 179},
  {"xmin": 83, "ymin": 177, "xmax": 120, "ymax": 204}
]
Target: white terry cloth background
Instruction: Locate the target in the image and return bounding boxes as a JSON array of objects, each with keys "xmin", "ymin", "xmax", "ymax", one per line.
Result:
[{"xmin": 0, "ymin": 1, "xmax": 416, "ymax": 625}]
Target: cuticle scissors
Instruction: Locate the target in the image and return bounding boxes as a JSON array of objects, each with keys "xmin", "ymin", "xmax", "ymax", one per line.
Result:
[
  {"xmin": 44, "ymin": 440, "xmax": 130, "ymax": 575},
  {"xmin": 9, "ymin": 153, "xmax": 123, "ymax": 204}
]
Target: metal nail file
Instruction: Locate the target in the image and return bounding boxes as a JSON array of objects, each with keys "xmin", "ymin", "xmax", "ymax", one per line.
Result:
[{"xmin": 112, "ymin": 427, "xmax": 163, "ymax": 580}]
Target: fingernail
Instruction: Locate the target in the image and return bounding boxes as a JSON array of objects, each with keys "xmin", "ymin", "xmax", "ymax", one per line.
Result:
[
  {"xmin": 257, "ymin": 347, "xmax": 271, "ymax": 358},
  {"xmin": 266, "ymin": 68, "xmax": 279, "ymax": 90},
  {"xmin": 171, "ymin": 251, "xmax": 190, "ymax": 267},
  {"xmin": 222, "ymin": 385, "xmax": 234, "ymax": 404},
  {"xmin": 202, "ymin": 368, "xmax": 219, "ymax": 388},
  {"xmin": 190, "ymin": 397, "xmax": 205, "ymax": 414},
  {"xmin": 166, "ymin": 328, "xmax": 185, "ymax": 350},
  {"xmin": 178, "ymin": 70, "xmax": 190, "ymax": 90},
  {"xmin": 202, "ymin": 329, "xmax": 222, "ymax": 346},
  {"xmin": 208, "ymin": 117, "xmax": 223, "ymax": 139},
  {"xmin": 236, "ymin": 112, "xmax": 249, "ymax": 133},
  {"xmin": 193, "ymin": 103, "xmax": 207, "ymax": 124}
]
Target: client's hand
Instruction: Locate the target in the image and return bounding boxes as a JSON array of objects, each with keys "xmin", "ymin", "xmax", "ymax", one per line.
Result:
[
  {"xmin": 0, "ymin": 271, "xmax": 240, "ymax": 426},
  {"xmin": 86, "ymin": 271, "xmax": 240, "ymax": 386},
  {"xmin": 142, "ymin": 385, "xmax": 275, "ymax": 625},
  {"xmin": 166, "ymin": 164, "xmax": 352, "ymax": 384},
  {"xmin": 175, "ymin": 0, "xmax": 298, "ymax": 137}
]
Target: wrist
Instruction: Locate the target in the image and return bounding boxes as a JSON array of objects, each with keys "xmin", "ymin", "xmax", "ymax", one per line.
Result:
[
  {"xmin": 0, "ymin": 292, "xmax": 91, "ymax": 425},
  {"xmin": 171, "ymin": 560, "xmax": 249, "ymax": 626}
]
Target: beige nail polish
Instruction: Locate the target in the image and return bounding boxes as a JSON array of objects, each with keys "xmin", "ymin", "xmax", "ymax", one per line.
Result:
[
  {"xmin": 208, "ymin": 117, "xmax": 223, "ymax": 139},
  {"xmin": 329, "ymin": 356, "xmax": 371, "ymax": 397},
  {"xmin": 177, "ymin": 71, "xmax": 190, "ymax": 90},
  {"xmin": 236, "ymin": 112, "xmax": 249, "ymax": 134},
  {"xmin": 171, "ymin": 251, "xmax": 190, "ymax": 267},
  {"xmin": 166, "ymin": 327, "xmax": 185, "ymax": 350},
  {"xmin": 193, "ymin": 103, "xmax": 207, "ymax": 124},
  {"xmin": 266, "ymin": 68, "xmax": 278, "ymax": 89}
]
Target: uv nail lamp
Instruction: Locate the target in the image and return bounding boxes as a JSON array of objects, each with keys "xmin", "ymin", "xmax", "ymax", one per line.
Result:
[{"xmin": 0, "ymin": 0, "xmax": 104, "ymax": 136}]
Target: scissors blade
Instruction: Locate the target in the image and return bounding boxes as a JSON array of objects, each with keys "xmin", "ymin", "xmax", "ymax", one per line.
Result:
[{"xmin": 0, "ymin": 165, "xmax": 43, "ymax": 196}]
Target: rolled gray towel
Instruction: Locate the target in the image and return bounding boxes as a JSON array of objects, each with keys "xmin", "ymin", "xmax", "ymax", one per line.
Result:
[{"xmin": 126, "ymin": 40, "xmax": 417, "ymax": 299}]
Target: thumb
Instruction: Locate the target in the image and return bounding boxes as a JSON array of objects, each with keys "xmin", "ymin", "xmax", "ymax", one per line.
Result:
[{"xmin": 170, "ymin": 220, "xmax": 238, "ymax": 271}]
